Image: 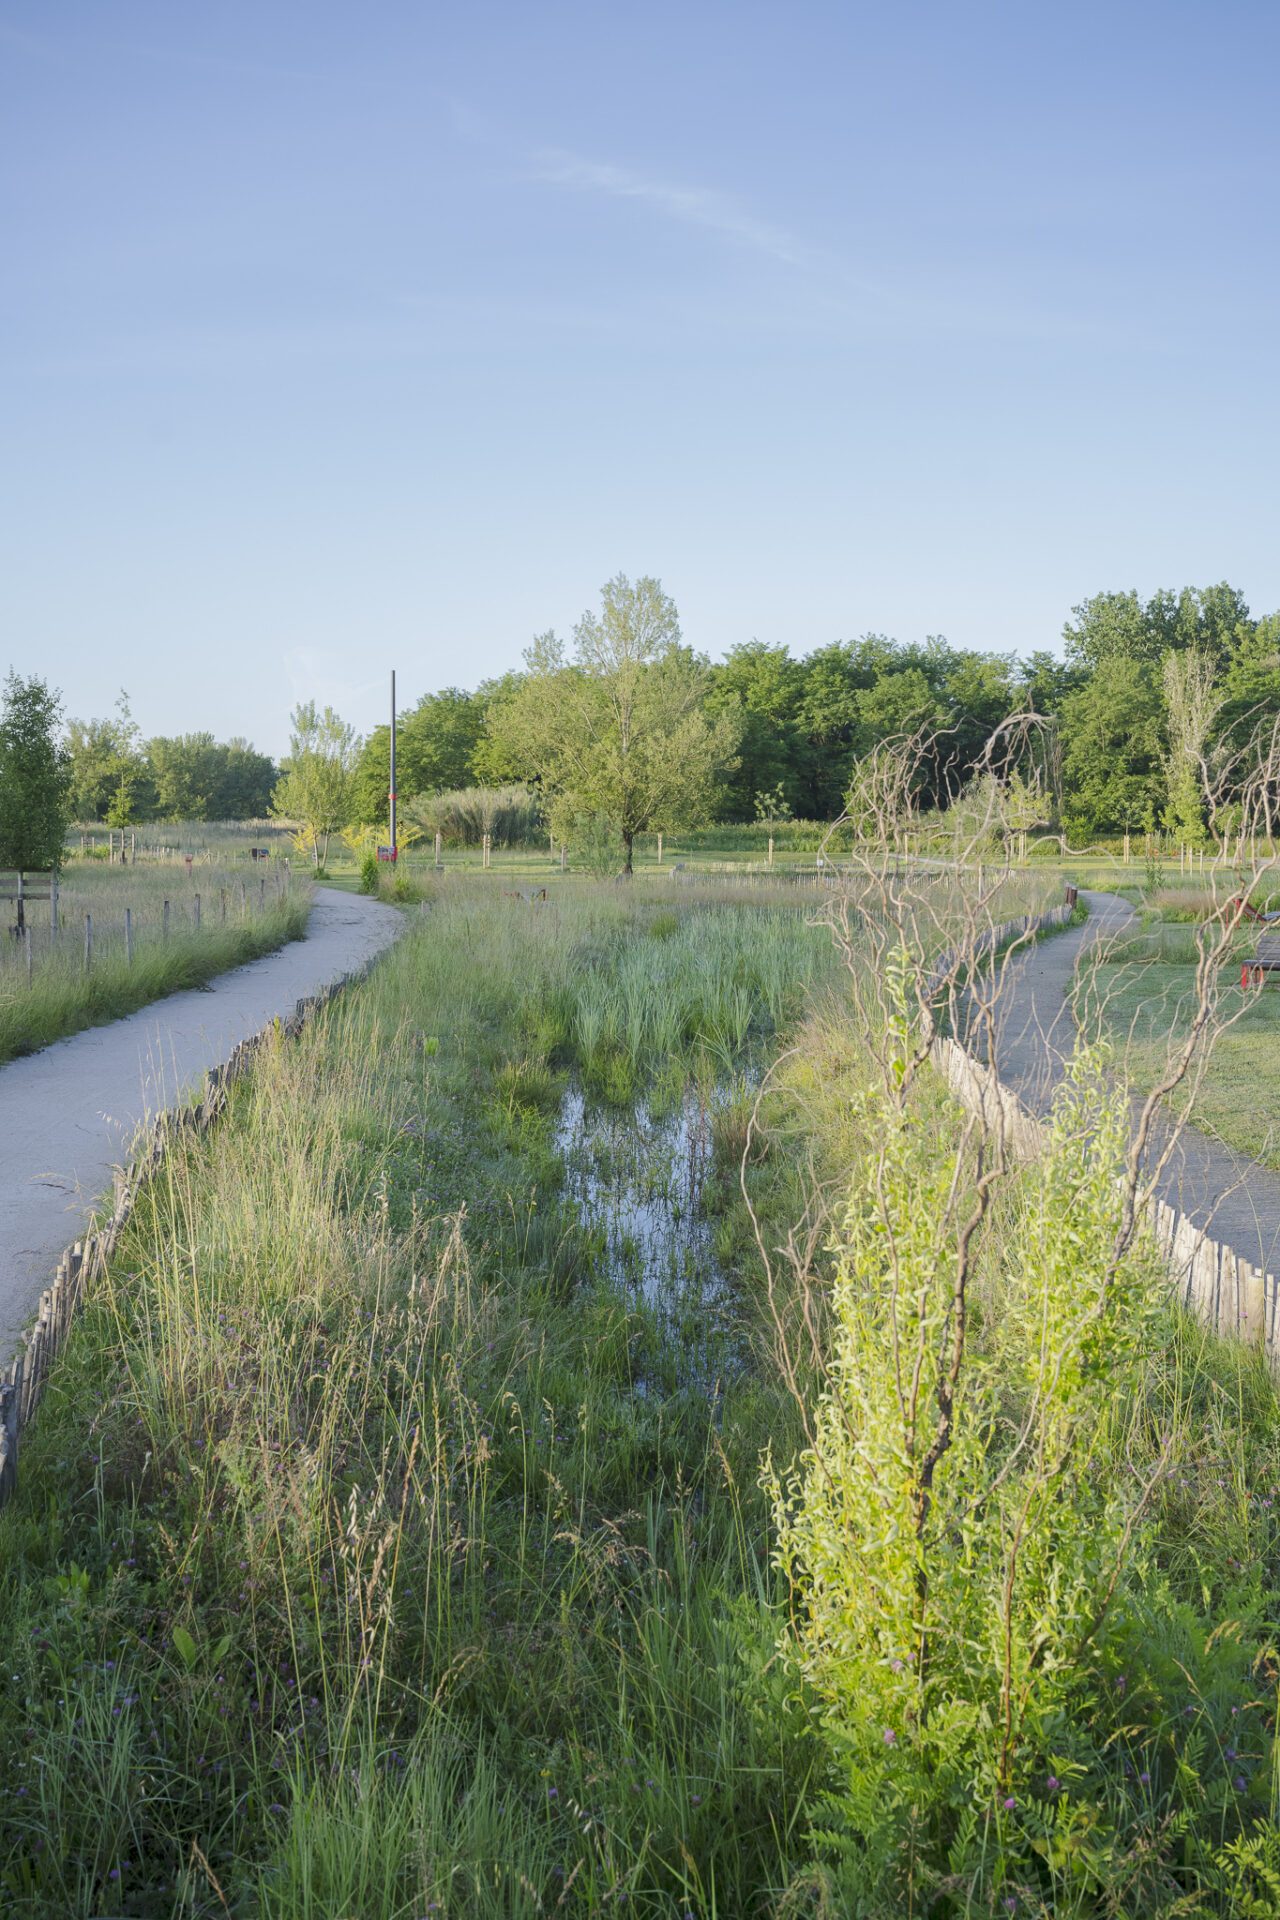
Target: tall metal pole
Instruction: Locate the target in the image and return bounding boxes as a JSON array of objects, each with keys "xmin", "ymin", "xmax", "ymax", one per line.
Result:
[{"xmin": 389, "ymin": 669, "xmax": 397, "ymax": 862}]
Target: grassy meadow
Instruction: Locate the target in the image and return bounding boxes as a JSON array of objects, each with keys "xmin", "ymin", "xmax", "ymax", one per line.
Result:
[
  {"xmin": 1079, "ymin": 871, "xmax": 1280, "ymax": 1168},
  {"xmin": 0, "ymin": 846, "xmax": 309, "ymax": 1063},
  {"xmin": 2, "ymin": 875, "xmax": 1280, "ymax": 1915}
]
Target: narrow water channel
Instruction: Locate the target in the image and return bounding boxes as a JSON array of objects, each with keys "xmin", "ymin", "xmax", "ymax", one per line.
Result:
[{"xmin": 554, "ymin": 1081, "xmax": 738, "ymax": 1388}]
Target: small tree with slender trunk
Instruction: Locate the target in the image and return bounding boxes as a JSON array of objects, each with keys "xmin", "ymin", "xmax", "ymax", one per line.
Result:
[
  {"xmin": 271, "ymin": 702, "xmax": 359, "ymax": 868},
  {"xmin": 0, "ymin": 672, "xmax": 71, "ymax": 931}
]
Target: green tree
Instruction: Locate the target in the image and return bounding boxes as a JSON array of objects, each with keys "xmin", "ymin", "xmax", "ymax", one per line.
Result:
[
  {"xmin": 0, "ymin": 673, "xmax": 71, "ymax": 922},
  {"xmin": 469, "ymin": 671, "xmax": 532, "ymax": 786},
  {"xmin": 1060, "ymin": 656, "xmax": 1164, "ymax": 837},
  {"xmin": 1018, "ymin": 649, "xmax": 1085, "ymax": 716},
  {"xmin": 272, "ymin": 702, "xmax": 359, "ymax": 866},
  {"xmin": 1161, "ymin": 648, "xmax": 1220, "ymax": 844},
  {"xmin": 351, "ymin": 686, "xmax": 486, "ymax": 825},
  {"xmin": 146, "ymin": 733, "xmax": 223, "ymax": 820},
  {"xmin": 213, "ymin": 739, "xmax": 277, "ymax": 818},
  {"xmin": 1063, "ymin": 582, "xmax": 1252, "ymax": 673},
  {"xmin": 487, "ymin": 574, "xmax": 739, "ymax": 875},
  {"xmin": 705, "ymin": 640, "xmax": 806, "ymax": 820},
  {"xmin": 1217, "ymin": 613, "xmax": 1280, "ymax": 751},
  {"xmin": 793, "ymin": 638, "xmax": 883, "ymax": 816},
  {"xmin": 66, "ymin": 690, "xmax": 145, "ymax": 822}
]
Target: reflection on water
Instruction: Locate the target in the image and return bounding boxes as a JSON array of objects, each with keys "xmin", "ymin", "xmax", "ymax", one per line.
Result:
[{"xmin": 555, "ymin": 1083, "xmax": 736, "ymax": 1386}]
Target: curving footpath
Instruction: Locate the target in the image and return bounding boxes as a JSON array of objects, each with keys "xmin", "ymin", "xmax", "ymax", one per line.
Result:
[
  {"xmin": 976, "ymin": 887, "xmax": 1280, "ymax": 1282},
  {"xmin": 0, "ymin": 887, "xmax": 403, "ymax": 1356}
]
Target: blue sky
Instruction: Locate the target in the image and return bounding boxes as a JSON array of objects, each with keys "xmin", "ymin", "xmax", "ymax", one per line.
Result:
[{"xmin": 2, "ymin": 1, "xmax": 1277, "ymax": 758}]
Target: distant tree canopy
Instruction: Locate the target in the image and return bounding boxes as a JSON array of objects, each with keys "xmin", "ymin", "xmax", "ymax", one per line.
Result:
[
  {"xmin": 64, "ymin": 695, "xmax": 276, "ymax": 823},
  {"xmin": 323, "ymin": 575, "xmax": 1280, "ymax": 846},
  {"xmin": 54, "ymin": 576, "xmax": 1280, "ymax": 847}
]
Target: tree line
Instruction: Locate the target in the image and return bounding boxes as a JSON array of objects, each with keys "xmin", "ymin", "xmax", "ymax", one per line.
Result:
[
  {"xmin": 65, "ymin": 693, "xmax": 277, "ymax": 824},
  {"xmin": 342, "ymin": 575, "xmax": 1280, "ymax": 847},
  {"xmin": 44, "ymin": 572, "xmax": 1280, "ymax": 849}
]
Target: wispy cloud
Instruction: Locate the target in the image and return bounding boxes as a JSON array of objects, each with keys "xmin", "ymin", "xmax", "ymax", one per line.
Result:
[
  {"xmin": 530, "ymin": 148, "xmax": 816, "ymax": 270},
  {"xmin": 524, "ymin": 143, "xmax": 1155, "ymax": 350}
]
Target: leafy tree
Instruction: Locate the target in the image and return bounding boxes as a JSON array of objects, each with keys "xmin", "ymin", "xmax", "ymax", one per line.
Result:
[
  {"xmin": 0, "ymin": 673, "xmax": 71, "ymax": 919},
  {"xmin": 351, "ymin": 686, "xmax": 486, "ymax": 824},
  {"xmin": 468, "ymin": 672, "xmax": 532, "ymax": 786},
  {"xmin": 1063, "ymin": 582, "xmax": 1252, "ymax": 673},
  {"xmin": 753, "ymin": 782, "xmax": 794, "ymax": 828},
  {"xmin": 793, "ymin": 638, "xmax": 883, "ymax": 816},
  {"xmin": 1060, "ymin": 656, "xmax": 1164, "ymax": 837},
  {"xmin": 104, "ymin": 694, "xmax": 145, "ymax": 826},
  {"xmin": 1217, "ymin": 614, "xmax": 1280, "ymax": 754},
  {"xmin": 214, "ymin": 739, "xmax": 277, "ymax": 818},
  {"xmin": 937, "ymin": 653, "xmax": 1020, "ymax": 780},
  {"xmin": 66, "ymin": 690, "xmax": 146, "ymax": 822},
  {"xmin": 146, "ymin": 733, "xmax": 223, "ymax": 820},
  {"xmin": 705, "ymin": 640, "xmax": 806, "ymax": 820},
  {"xmin": 1062, "ymin": 589, "xmax": 1155, "ymax": 671},
  {"xmin": 1161, "ymin": 648, "xmax": 1220, "ymax": 844},
  {"xmin": 272, "ymin": 702, "xmax": 359, "ymax": 866},
  {"xmin": 1018, "ymin": 650, "xmax": 1085, "ymax": 716},
  {"xmin": 487, "ymin": 574, "xmax": 739, "ymax": 874}
]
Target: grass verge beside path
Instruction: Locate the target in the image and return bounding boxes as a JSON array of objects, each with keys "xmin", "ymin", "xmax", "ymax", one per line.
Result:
[
  {"xmin": 1079, "ymin": 887, "xmax": 1280, "ymax": 1171},
  {"xmin": 1085, "ymin": 952, "xmax": 1280, "ymax": 1169},
  {"xmin": 0, "ymin": 897, "xmax": 312, "ymax": 1064}
]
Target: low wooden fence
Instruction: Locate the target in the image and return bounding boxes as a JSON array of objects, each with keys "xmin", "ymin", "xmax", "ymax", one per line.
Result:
[
  {"xmin": 0, "ymin": 970, "xmax": 357, "ymax": 1510},
  {"xmin": 925, "ymin": 900, "xmax": 1075, "ymax": 998}
]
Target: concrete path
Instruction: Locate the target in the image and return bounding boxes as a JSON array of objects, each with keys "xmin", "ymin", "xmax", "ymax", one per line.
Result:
[
  {"xmin": 973, "ymin": 888, "xmax": 1280, "ymax": 1279},
  {"xmin": 0, "ymin": 887, "xmax": 403, "ymax": 1355}
]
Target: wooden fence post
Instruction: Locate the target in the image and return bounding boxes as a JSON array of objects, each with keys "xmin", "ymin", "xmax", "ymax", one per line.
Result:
[
  {"xmin": 482, "ymin": 833, "xmax": 491, "ymax": 870},
  {"xmin": 768, "ymin": 834, "xmax": 774, "ymax": 868},
  {"xmin": 657, "ymin": 832, "xmax": 663, "ymax": 866},
  {"xmin": 434, "ymin": 832, "xmax": 443, "ymax": 870},
  {"xmin": 163, "ymin": 899, "xmax": 170, "ymax": 941}
]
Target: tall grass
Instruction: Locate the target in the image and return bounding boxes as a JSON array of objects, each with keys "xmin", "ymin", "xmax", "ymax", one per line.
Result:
[
  {"xmin": 0, "ymin": 864, "xmax": 309, "ymax": 1060},
  {"xmin": 404, "ymin": 784, "xmax": 543, "ymax": 847},
  {"xmin": 70, "ymin": 820, "xmax": 294, "ymax": 860},
  {"xmin": 0, "ymin": 887, "xmax": 823, "ymax": 1915},
  {"xmin": 1, "ymin": 880, "xmax": 1275, "ymax": 1914}
]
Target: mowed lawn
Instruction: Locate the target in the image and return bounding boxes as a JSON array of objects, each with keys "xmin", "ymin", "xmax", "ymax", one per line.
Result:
[{"xmin": 1087, "ymin": 950, "xmax": 1280, "ymax": 1167}]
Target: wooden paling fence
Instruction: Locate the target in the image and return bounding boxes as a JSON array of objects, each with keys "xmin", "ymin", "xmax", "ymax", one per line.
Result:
[
  {"xmin": 925, "ymin": 900, "xmax": 1074, "ymax": 999},
  {"xmin": 928, "ymin": 896, "xmax": 1280, "ymax": 1366},
  {"xmin": 0, "ymin": 969, "xmax": 362, "ymax": 1511}
]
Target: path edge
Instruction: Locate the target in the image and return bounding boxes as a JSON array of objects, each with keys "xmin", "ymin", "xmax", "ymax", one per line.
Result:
[{"xmin": 0, "ymin": 932, "xmax": 394, "ymax": 1509}]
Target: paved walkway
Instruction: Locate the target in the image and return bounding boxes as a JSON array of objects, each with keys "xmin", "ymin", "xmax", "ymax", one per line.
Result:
[
  {"xmin": 971, "ymin": 888, "xmax": 1280, "ymax": 1279},
  {"xmin": 0, "ymin": 887, "xmax": 403, "ymax": 1355}
]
